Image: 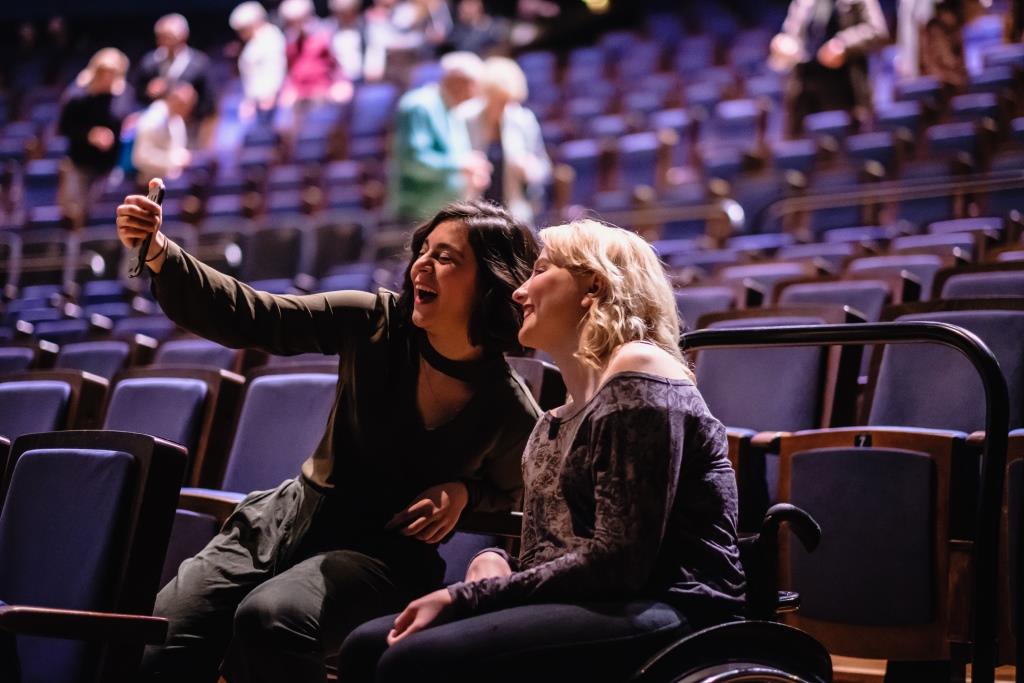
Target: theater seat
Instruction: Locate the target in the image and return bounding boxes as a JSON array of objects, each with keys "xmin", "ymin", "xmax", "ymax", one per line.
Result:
[
  {"xmin": 104, "ymin": 368, "xmax": 244, "ymax": 487},
  {"xmin": 0, "ymin": 431, "xmax": 185, "ymax": 682},
  {"xmin": 0, "ymin": 370, "xmax": 107, "ymax": 443}
]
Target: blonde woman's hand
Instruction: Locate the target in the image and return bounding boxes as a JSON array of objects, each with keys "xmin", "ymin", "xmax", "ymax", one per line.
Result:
[{"xmin": 386, "ymin": 588, "xmax": 454, "ymax": 646}]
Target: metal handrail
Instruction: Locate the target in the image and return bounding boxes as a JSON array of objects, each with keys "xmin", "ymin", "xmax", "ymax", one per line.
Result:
[
  {"xmin": 758, "ymin": 169, "xmax": 1024, "ymax": 232},
  {"xmin": 682, "ymin": 321, "xmax": 1009, "ymax": 683},
  {"xmin": 589, "ymin": 199, "xmax": 746, "ymax": 236}
]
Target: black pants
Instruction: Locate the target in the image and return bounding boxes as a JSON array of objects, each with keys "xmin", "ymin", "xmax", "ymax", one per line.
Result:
[
  {"xmin": 140, "ymin": 479, "xmax": 442, "ymax": 683},
  {"xmin": 337, "ymin": 600, "xmax": 690, "ymax": 683},
  {"xmin": 786, "ymin": 60, "xmax": 858, "ymax": 138}
]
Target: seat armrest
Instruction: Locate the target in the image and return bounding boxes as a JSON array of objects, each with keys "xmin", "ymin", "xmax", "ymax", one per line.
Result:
[
  {"xmin": 0, "ymin": 604, "xmax": 167, "ymax": 644},
  {"xmin": 179, "ymin": 488, "xmax": 246, "ymax": 527},
  {"xmin": 751, "ymin": 431, "xmax": 790, "ymax": 450},
  {"xmin": 456, "ymin": 511, "xmax": 523, "ymax": 538}
]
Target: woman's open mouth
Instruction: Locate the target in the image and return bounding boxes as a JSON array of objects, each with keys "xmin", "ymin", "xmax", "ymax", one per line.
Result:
[{"xmin": 415, "ymin": 286, "xmax": 438, "ymax": 305}]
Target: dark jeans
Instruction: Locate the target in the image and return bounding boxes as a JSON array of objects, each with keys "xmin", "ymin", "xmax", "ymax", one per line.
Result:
[
  {"xmin": 337, "ymin": 600, "xmax": 690, "ymax": 683},
  {"xmin": 140, "ymin": 479, "xmax": 442, "ymax": 683}
]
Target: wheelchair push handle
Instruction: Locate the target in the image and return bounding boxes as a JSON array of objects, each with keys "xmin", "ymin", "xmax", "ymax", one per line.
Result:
[{"xmin": 761, "ymin": 503, "xmax": 821, "ymax": 553}]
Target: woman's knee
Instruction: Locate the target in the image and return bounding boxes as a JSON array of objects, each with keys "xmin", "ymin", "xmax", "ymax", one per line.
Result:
[{"xmin": 233, "ymin": 586, "xmax": 315, "ymax": 650}]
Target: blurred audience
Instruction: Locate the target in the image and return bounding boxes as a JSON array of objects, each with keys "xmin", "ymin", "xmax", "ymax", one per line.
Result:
[
  {"xmin": 57, "ymin": 48, "xmax": 133, "ymax": 230},
  {"xmin": 279, "ymin": 0, "xmax": 352, "ymax": 106},
  {"xmin": 770, "ymin": 0, "xmax": 889, "ymax": 137},
  {"xmin": 134, "ymin": 14, "xmax": 213, "ymax": 120},
  {"xmin": 389, "ymin": 51, "xmax": 490, "ymax": 221},
  {"xmin": 132, "ymin": 83, "xmax": 196, "ymax": 185},
  {"xmin": 460, "ymin": 56, "xmax": 550, "ymax": 225},
  {"xmin": 448, "ymin": 0, "xmax": 508, "ymax": 55},
  {"xmin": 230, "ymin": 1, "xmax": 288, "ymax": 121}
]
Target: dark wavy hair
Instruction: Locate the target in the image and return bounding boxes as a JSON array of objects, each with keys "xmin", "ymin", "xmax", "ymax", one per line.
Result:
[{"xmin": 396, "ymin": 200, "xmax": 539, "ymax": 354}]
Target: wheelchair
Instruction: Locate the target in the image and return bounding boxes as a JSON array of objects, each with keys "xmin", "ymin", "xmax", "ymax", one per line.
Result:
[{"xmin": 628, "ymin": 503, "xmax": 832, "ymax": 683}]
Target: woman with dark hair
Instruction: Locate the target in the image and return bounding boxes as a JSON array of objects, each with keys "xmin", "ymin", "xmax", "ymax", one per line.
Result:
[{"xmin": 114, "ymin": 190, "xmax": 540, "ymax": 683}]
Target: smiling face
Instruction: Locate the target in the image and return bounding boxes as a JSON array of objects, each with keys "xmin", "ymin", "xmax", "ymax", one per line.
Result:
[
  {"xmin": 512, "ymin": 247, "xmax": 594, "ymax": 354},
  {"xmin": 409, "ymin": 220, "xmax": 480, "ymax": 340}
]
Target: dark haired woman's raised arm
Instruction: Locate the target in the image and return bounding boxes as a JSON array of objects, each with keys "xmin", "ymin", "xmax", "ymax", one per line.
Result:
[{"xmin": 116, "ymin": 194, "xmax": 378, "ymax": 356}]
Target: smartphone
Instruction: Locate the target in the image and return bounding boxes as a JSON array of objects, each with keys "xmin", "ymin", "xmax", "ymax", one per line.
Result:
[{"xmin": 129, "ymin": 179, "xmax": 166, "ymax": 278}]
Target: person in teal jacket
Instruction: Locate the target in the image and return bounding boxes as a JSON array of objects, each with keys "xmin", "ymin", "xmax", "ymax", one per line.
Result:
[{"xmin": 389, "ymin": 51, "xmax": 492, "ymax": 222}]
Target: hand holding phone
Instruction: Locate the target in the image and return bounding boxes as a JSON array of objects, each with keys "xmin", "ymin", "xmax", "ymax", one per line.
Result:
[{"xmin": 127, "ymin": 178, "xmax": 165, "ymax": 278}]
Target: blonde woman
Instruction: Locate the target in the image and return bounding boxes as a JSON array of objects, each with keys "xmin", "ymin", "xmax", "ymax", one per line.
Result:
[
  {"xmin": 339, "ymin": 220, "xmax": 745, "ymax": 682},
  {"xmin": 459, "ymin": 56, "xmax": 551, "ymax": 226}
]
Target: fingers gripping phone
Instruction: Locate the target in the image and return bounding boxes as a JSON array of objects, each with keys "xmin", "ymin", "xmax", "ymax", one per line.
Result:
[{"xmin": 129, "ymin": 179, "xmax": 165, "ymax": 278}]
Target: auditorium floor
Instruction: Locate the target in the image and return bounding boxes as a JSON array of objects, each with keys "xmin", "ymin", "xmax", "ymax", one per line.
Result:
[{"xmin": 833, "ymin": 657, "xmax": 1017, "ymax": 681}]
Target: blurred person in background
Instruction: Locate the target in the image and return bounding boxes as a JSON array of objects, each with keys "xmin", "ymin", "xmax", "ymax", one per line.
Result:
[
  {"xmin": 381, "ymin": 0, "xmax": 453, "ymax": 77},
  {"xmin": 279, "ymin": 0, "xmax": 353, "ymax": 107},
  {"xmin": 132, "ymin": 82, "xmax": 196, "ymax": 186},
  {"xmin": 770, "ymin": 0, "xmax": 888, "ymax": 137},
  {"xmin": 328, "ymin": 0, "xmax": 387, "ymax": 83},
  {"xmin": 390, "ymin": 51, "xmax": 492, "ymax": 222},
  {"xmin": 57, "ymin": 47, "xmax": 133, "ymax": 230},
  {"xmin": 134, "ymin": 14, "xmax": 213, "ymax": 122},
  {"xmin": 896, "ymin": 0, "xmax": 968, "ymax": 89},
  {"xmin": 230, "ymin": 1, "xmax": 288, "ymax": 122},
  {"xmin": 460, "ymin": 56, "xmax": 550, "ymax": 226},
  {"xmin": 448, "ymin": 0, "xmax": 508, "ymax": 55}
]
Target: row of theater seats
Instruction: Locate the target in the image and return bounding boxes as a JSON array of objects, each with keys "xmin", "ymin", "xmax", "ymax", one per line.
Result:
[
  {"xmin": 680, "ymin": 291, "xmax": 1024, "ymax": 672},
  {"xmin": 1, "ymin": 295, "xmax": 1022, "ymax": 678},
  {"xmin": 671, "ymin": 227, "xmax": 1024, "ymax": 328}
]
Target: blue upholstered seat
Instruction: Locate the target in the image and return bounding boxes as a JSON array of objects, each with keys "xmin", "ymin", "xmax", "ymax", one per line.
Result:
[
  {"xmin": 779, "ymin": 280, "xmax": 890, "ymax": 322},
  {"xmin": 0, "ymin": 447, "xmax": 136, "ymax": 681},
  {"xmin": 941, "ymin": 271, "xmax": 1024, "ymax": 299},
  {"xmin": 674, "ymin": 287, "xmax": 736, "ymax": 330},
  {"xmin": 846, "ymin": 255, "xmax": 945, "ymax": 300},
  {"xmin": 103, "ymin": 377, "xmax": 209, "ymax": 455},
  {"xmin": 0, "ymin": 432, "xmax": 186, "ymax": 680},
  {"xmin": 55, "ymin": 341, "xmax": 131, "ymax": 380},
  {"xmin": 870, "ymin": 309, "xmax": 1024, "ymax": 431},
  {"xmin": 0, "ymin": 348, "xmax": 34, "ymax": 374},
  {"xmin": 0, "ymin": 380, "xmax": 70, "ymax": 441},
  {"xmin": 695, "ymin": 315, "xmax": 829, "ymax": 432},
  {"xmin": 220, "ymin": 373, "xmax": 337, "ymax": 494},
  {"xmin": 154, "ymin": 338, "xmax": 238, "ymax": 371}
]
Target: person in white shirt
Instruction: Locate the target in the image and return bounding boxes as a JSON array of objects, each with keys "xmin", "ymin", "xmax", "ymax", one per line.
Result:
[
  {"xmin": 229, "ymin": 1, "xmax": 288, "ymax": 121},
  {"xmin": 132, "ymin": 83, "xmax": 196, "ymax": 184},
  {"xmin": 328, "ymin": 0, "xmax": 387, "ymax": 82}
]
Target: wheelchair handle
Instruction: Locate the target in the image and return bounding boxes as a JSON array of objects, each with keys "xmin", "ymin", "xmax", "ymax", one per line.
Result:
[{"xmin": 761, "ymin": 504, "xmax": 821, "ymax": 553}]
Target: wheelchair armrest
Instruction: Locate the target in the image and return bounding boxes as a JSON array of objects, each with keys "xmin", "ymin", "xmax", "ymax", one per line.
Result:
[
  {"xmin": 760, "ymin": 503, "xmax": 821, "ymax": 553},
  {"xmin": 179, "ymin": 488, "xmax": 246, "ymax": 527},
  {"xmin": 0, "ymin": 604, "xmax": 168, "ymax": 644}
]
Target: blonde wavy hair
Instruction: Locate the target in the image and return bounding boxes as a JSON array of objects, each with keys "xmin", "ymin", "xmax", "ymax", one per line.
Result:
[{"xmin": 538, "ymin": 219, "xmax": 692, "ymax": 380}]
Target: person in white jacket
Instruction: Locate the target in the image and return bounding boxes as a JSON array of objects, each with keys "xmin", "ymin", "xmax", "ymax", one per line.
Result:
[
  {"xmin": 459, "ymin": 56, "xmax": 551, "ymax": 227},
  {"xmin": 230, "ymin": 1, "xmax": 287, "ymax": 120},
  {"xmin": 132, "ymin": 82, "xmax": 196, "ymax": 184}
]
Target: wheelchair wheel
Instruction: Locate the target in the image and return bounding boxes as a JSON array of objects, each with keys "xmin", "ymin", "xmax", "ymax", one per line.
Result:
[
  {"xmin": 629, "ymin": 620, "xmax": 832, "ymax": 683},
  {"xmin": 671, "ymin": 661, "xmax": 824, "ymax": 682}
]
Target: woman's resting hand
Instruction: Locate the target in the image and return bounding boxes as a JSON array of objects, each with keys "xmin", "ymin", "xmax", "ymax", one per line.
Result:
[
  {"xmin": 387, "ymin": 588, "xmax": 454, "ymax": 646},
  {"xmin": 385, "ymin": 481, "xmax": 469, "ymax": 544}
]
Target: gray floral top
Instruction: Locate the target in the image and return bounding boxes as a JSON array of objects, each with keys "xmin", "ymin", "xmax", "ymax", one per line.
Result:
[{"xmin": 448, "ymin": 372, "xmax": 746, "ymax": 622}]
